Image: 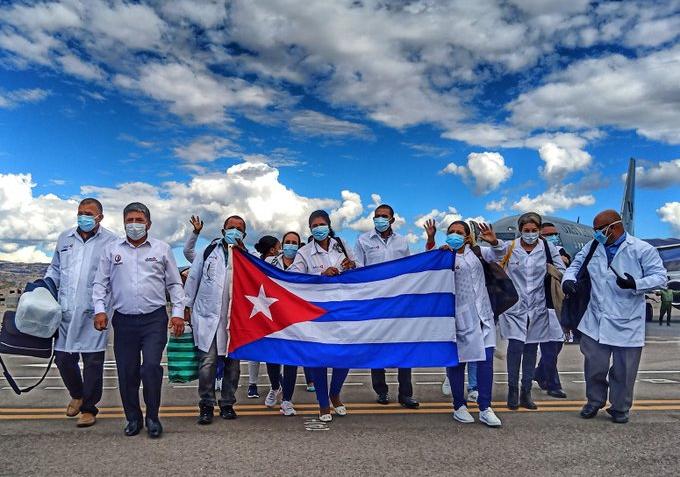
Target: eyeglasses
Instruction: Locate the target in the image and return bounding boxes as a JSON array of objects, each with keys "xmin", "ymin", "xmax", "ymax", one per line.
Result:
[{"xmin": 594, "ymin": 220, "xmax": 622, "ymax": 232}]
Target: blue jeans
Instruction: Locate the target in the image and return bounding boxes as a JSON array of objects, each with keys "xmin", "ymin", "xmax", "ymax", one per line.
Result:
[
  {"xmin": 467, "ymin": 362, "xmax": 478, "ymax": 391},
  {"xmin": 447, "ymin": 347, "xmax": 495, "ymax": 411},
  {"xmin": 309, "ymin": 367, "xmax": 349, "ymax": 409}
]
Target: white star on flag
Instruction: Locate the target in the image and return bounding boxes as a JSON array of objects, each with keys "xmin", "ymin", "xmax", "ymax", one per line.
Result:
[{"xmin": 245, "ymin": 285, "xmax": 279, "ymax": 321}]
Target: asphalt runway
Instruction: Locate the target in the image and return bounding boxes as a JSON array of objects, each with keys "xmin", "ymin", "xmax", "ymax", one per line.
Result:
[{"xmin": 0, "ymin": 322, "xmax": 678, "ymax": 476}]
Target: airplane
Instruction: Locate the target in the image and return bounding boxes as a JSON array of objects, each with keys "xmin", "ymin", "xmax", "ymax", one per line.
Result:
[{"xmin": 483, "ymin": 158, "xmax": 680, "ymax": 307}]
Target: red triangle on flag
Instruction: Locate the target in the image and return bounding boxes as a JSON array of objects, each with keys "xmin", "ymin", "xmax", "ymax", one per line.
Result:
[{"xmin": 228, "ymin": 249, "xmax": 326, "ymax": 353}]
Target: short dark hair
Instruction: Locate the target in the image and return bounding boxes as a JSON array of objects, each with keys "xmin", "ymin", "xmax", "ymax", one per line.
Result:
[
  {"xmin": 282, "ymin": 231, "xmax": 301, "ymax": 243},
  {"xmin": 541, "ymin": 222, "xmax": 556, "ymax": 229},
  {"xmin": 375, "ymin": 204, "xmax": 394, "ymax": 217},
  {"xmin": 79, "ymin": 198, "xmax": 103, "ymax": 214},
  {"xmin": 224, "ymin": 215, "xmax": 246, "ymax": 230},
  {"xmin": 123, "ymin": 202, "xmax": 151, "ymax": 222}
]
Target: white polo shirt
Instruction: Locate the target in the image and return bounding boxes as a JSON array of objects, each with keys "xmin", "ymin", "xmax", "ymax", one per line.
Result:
[{"xmin": 354, "ymin": 229, "xmax": 410, "ymax": 266}]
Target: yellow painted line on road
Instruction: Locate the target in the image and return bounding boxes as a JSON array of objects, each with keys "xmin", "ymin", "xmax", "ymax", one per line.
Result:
[{"xmin": 1, "ymin": 402, "xmax": 680, "ymax": 420}]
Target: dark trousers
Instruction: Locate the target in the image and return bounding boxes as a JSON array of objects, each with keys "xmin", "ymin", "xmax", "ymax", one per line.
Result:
[
  {"xmin": 197, "ymin": 337, "xmax": 240, "ymax": 407},
  {"xmin": 266, "ymin": 363, "xmax": 283, "ymax": 389},
  {"xmin": 447, "ymin": 347, "xmax": 494, "ymax": 411},
  {"xmin": 580, "ymin": 333, "xmax": 642, "ymax": 413},
  {"xmin": 507, "ymin": 339, "xmax": 538, "ymax": 391},
  {"xmin": 534, "ymin": 341, "xmax": 563, "ymax": 391},
  {"xmin": 55, "ymin": 350, "xmax": 105, "ymax": 416},
  {"xmin": 371, "ymin": 368, "xmax": 413, "ymax": 398},
  {"xmin": 659, "ymin": 304, "xmax": 672, "ymax": 325},
  {"xmin": 112, "ymin": 307, "xmax": 168, "ymax": 422},
  {"xmin": 309, "ymin": 367, "xmax": 349, "ymax": 409}
]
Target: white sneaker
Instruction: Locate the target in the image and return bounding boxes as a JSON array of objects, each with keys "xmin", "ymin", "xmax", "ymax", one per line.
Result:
[
  {"xmin": 479, "ymin": 408, "xmax": 502, "ymax": 427},
  {"xmin": 468, "ymin": 390, "xmax": 478, "ymax": 402},
  {"xmin": 319, "ymin": 413, "xmax": 333, "ymax": 422},
  {"xmin": 453, "ymin": 405, "xmax": 475, "ymax": 424},
  {"xmin": 333, "ymin": 405, "xmax": 347, "ymax": 416},
  {"xmin": 280, "ymin": 400, "xmax": 296, "ymax": 416},
  {"xmin": 214, "ymin": 377, "xmax": 223, "ymax": 391},
  {"xmin": 442, "ymin": 376, "xmax": 451, "ymax": 396},
  {"xmin": 265, "ymin": 387, "xmax": 282, "ymax": 407}
]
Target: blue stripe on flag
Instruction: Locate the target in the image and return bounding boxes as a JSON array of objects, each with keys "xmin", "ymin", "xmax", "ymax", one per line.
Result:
[
  {"xmin": 239, "ymin": 248, "xmax": 455, "ymax": 284},
  {"xmin": 311, "ymin": 293, "xmax": 455, "ymax": 322},
  {"xmin": 230, "ymin": 337, "xmax": 459, "ymax": 368}
]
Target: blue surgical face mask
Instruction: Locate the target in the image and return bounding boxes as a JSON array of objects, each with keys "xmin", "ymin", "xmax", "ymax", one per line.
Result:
[
  {"xmin": 445, "ymin": 233, "xmax": 465, "ymax": 250},
  {"xmin": 282, "ymin": 243, "xmax": 298, "ymax": 258},
  {"xmin": 311, "ymin": 225, "xmax": 330, "ymax": 241},
  {"xmin": 77, "ymin": 215, "xmax": 97, "ymax": 233},
  {"xmin": 544, "ymin": 234, "xmax": 561, "ymax": 246},
  {"xmin": 593, "ymin": 220, "xmax": 621, "ymax": 245},
  {"xmin": 522, "ymin": 231, "xmax": 540, "ymax": 244},
  {"xmin": 223, "ymin": 228, "xmax": 244, "ymax": 245},
  {"xmin": 373, "ymin": 217, "xmax": 390, "ymax": 233},
  {"xmin": 125, "ymin": 223, "xmax": 147, "ymax": 241}
]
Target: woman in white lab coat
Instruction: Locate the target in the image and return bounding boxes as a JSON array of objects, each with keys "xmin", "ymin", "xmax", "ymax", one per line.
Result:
[
  {"xmin": 440, "ymin": 220, "xmax": 503, "ymax": 427},
  {"xmin": 497, "ymin": 213, "xmax": 565, "ymax": 410},
  {"xmin": 288, "ymin": 210, "xmax": 357, "ymax": 422}
]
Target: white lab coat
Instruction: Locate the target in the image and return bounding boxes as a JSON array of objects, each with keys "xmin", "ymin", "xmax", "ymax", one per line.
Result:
[
  {"xmin": 497, "ymin": 238, "xmax": 566, "ymax": 344},
  {"xmin": 288, "ymin": 237, "xmax": 357, "ymax": 275},
  {"xmin": 183, "ymin": 231, "xmax": 199, "ymax": 263},
  {"xmin": 563, "ymin": 235, "xmax": 666, "ymax": 348},
  {"xmin": 183, "ymin": 240, "xmax": 231, "ymax": 354},
  {"xmin": 45, "ymin": 226, "xmax": 118, "ymax": 353},
  {"xmin": 452, "ymin": 245, "xmax": 498, "ymax": 362}
]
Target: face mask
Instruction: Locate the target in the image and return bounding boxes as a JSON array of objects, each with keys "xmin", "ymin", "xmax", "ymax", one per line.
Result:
[
  {"xmin": 282, "ymin": 243, "xmax": 298, "ymax": 258},
  {"xmin": 593, "ymin": 220, "xmax": 621, "ymax": 245},
  {"xmin": 77, "ymin": 215, "xmax": 97, "ymax": 233},
  {"xmin": 311, "ymin": 225, "xmax": 330, "ymax": 241},
  {"xmin": 522, "ymin": 231, "xmax": 539, "ymax": 244},
  {"xmin": 125, "ymin": 223, "xmax": 147, "ymax": 241},
  {"xmin": 373, "ymin": 217, "xmax": 390, "ymax": 233},
  {"xmin": 223, "ymin": 228, "xmax": 244, "ymax": 245},
  {"xmin": 445, "ymin": 233, "xmax": 465, "ymax": 250},
  {"xmin": 544, "ymin": 234, "xmax": 561, "ymax": 246}
]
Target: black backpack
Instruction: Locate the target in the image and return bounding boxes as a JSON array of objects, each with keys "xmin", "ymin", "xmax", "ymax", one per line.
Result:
[{"xmin": 560, "ymin": 241, "xmax": 599, "ymax": 331}]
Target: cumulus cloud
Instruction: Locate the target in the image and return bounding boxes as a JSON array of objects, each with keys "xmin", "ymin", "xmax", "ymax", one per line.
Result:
[
  {"xmin": 441, "ymin": 152, "xmax": 513, "ymax": 195},
  {"xmin": 346, "ymin": 194, "xmax": 406, "ymax": 233},
  {"xmin": 486, "ymin": 198, "xmax": 507, "ymax": 212},
  {"xmin": 635, "ymin": 159, "xmax": 680, "ymax": 189},
  {"xmin": 512, "ymin": 186, "xmax": 595, "ymax": 215},
  {"xmin": 657, "ymin": 202, "xmax": 680, "ymax": 234}
]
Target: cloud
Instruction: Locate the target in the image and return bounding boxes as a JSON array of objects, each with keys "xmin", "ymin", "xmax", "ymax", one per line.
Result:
[
  {"xmin": 537, "ymin": 142, "xmax": 592, "ymax": 183},
  {"xmin": 346, "ymin": 193, "xmax": 406, "ymax": 233},
  {"xmin": 441, "ymin": 152, "xmax": 513, "ymax": 195},
  {"xmin": 174, "ymin": 136, "xmax": 240, "ymax": 164},
  {"xmin": 288, "ymin": 110, "xmax": 372, "ymax": 139},
  {"xmin": 508, "ymin": 46, "xmax": 680, "ymax": 144},
  {"xmin": 0, "ymin": 244, "xmax": 51, "ymax": 263},
  {"xmin": 512, "ymin": 186, "xmax": 595, "ymax": 215},
  {"xmin": 0, "ymin": 164, "xmax": 387, "ymax": 262},
  {"xmin": 0, "ymin": 88, "xmax": 50, "ymax": 109},
  {"xmin": 635, "ymin": 159, "xmax": 680, "ymax": 189},
  {"xmin": 486, "ymin": 198, "xmax": 507, "ymax": 212},
  {"xmin": 657, "ymin": 202, "xmax": 680, "ymax": 234},
  {"xmin": 58, "ymin": 54, "xmax": 104, "ymax": 80}
]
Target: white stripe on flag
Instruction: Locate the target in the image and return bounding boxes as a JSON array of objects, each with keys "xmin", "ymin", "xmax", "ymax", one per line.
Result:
[
  {"xmin": 271, "ymin": 268, "xmax": 453, "ymax": 303},
  {"xmin": 265, "ymin": 317, "xmax": 456, "ymax": 344}
]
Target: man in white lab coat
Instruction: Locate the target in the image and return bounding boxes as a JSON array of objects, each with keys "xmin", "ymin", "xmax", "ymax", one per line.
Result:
[
  {"xmin": 563, "ymin": 210, "xmax": 666, "ymax": 423},
  {"xmin": 45, "ymin": 198, "xmax": 117, "ymax": 427}
]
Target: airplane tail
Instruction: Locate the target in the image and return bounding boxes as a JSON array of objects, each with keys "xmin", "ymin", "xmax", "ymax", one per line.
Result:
[{"xmin": 621, "ymin": 158, "xmax": 636, "ymax": 235}]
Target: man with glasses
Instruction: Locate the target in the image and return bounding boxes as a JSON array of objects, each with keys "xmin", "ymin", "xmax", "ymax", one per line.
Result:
[{"xmin": 562, "ymin": 210, "xmax": 666, "ymax": 423}]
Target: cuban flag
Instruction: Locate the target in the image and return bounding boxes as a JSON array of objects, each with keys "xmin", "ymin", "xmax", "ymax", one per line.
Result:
[{"xmin": 227, "ymin": 247, "xmax": 458, "ymax": 368}]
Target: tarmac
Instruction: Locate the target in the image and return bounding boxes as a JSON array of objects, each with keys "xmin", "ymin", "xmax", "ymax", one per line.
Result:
[{"xmin": 0, "ymin": 321, "xmax": 678, "ymax": 476}]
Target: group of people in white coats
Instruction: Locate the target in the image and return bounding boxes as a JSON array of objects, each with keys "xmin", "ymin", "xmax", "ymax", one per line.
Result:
[{"xmin": 43, "ymin": 194, "xmax": 667, "ymax": 438}]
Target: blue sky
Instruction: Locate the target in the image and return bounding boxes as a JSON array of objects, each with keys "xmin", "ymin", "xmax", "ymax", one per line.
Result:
[{"xmin": 1, "ymin": 1, "xmax": 679, "ymax": 264}]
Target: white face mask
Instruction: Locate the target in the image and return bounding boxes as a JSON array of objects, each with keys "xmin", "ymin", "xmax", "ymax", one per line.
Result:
[
  {"xmin": 125, "ymin": 223, "xmax": 147, "ymax": 241},
  {"xmin": 522, "ymin": 231, "xmax": 539, "ymax": 244}
]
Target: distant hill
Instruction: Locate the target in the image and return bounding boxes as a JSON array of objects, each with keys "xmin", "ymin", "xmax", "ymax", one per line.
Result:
[{"xmin": 0, "ymin": 261, "xmax": 49, "ymax": 290}]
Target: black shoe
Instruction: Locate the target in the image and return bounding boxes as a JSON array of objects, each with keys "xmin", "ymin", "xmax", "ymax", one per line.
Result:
[
  {"xmin": 197, "ymin": 404, "xmax": 214, "ymax": 425},
  {"xmin": 124, "ymin": 420, "xmax": 143, "ymax": 436},
  {"xmin": 145, "ymin": 418, "xmax": 163, "ymax": 439},
  {"xmin": 376, "ymin": 393, "xmax": 390, "ymax": 405},
  {"xmin": 533, "ymin": 375, "xmax": 548, "ymax": 391},
  {"xmin": 547, "ymin": 389, "xmax": 567, "ymax": 399},
  {"xmin": 520, "ymin": 389, "xmax": 538, "ymax": 410},
  {"xmin": 398, "ymin": 396, "xmax": 420, "ymax": 409},
  {"xmin": 580, "ymin": 404, "xmax": 601, "ymax": 419},
  {"xmin": 606, "ymin": 408, "xmax": 629, "ymax": 424},
  {"xmin": 507, "ymin": 386, "xmax": 519, "ymax": 410},
  {"xmin": 220, "ymin": 405, "xmax": 237, "ymax": 420}
]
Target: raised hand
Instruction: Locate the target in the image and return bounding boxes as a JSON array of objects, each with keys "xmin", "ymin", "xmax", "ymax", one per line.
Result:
[
  {"xmin": 190, "ymin": 215, "xmax": 204, "ymax": 234},
  {"xmin": 478, "ymin": 222, "xmax": 498, "ymax": 246}
]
